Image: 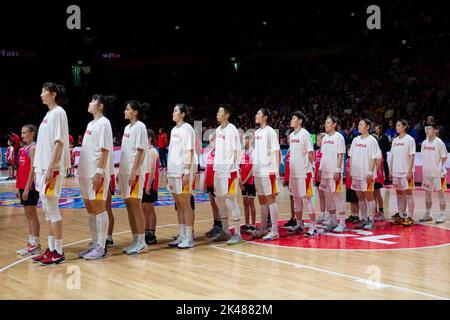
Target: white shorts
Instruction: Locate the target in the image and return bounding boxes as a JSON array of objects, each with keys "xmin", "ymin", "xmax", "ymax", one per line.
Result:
[
  {"xmin": 422, "ymin": 176, "xmax": 447, "ymax": 192},
  {"xmin": 319, "ymin": 177, "xmax": 343, "ymax": 193},
  {"xmin": 79, "ymin": 176, "xmax": 111, "ymax": 201},
  {"xmin": 35, "ymin": 171, "xmax": 63, "ymax": 198},
  {"xmin": 118, "ymin": 173, "xmax": 144, "ymax": 199},
  {"xmin": 214, "ymin": 172, "xmax": 238, "ymax": 197},
  {"xmin": 289, "ymin": 173, "xmax": 313, "ymax": 198},
  {"xmin": 393, "ymin": 176, "xmax": 414, "ymax": 191},
  {"xmin": 351, "ymin": 178, "xmax": 374, "ymax": 192},
  {"xmin": 167, "ymin": 174, "xmax": 196, "ymax": 195},
  {"xmin": 255, "ymin": 174, "xmax": 278, "ymax": 196}
]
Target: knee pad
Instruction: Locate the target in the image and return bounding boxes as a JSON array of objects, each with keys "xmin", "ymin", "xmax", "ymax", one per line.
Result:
[
  {"xmin": 293, "ymin": 197, "xmax": 303, "ymax": 213},
  {"xmin": 44, "ymin": 197, "xmax": 62, "ymax": 222}
]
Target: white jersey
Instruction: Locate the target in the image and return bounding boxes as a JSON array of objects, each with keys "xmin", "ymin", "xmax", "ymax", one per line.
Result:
[
  {"xmin": 167, "ymin": 122, "xmax": 196, "ymax": 177},
  {"xmin": 253, "ymin": 125, "xmax": 280, "ymax": 177},
  {"xmin": 349, "ymin": 135, "xmax": 381, "ymax": 179},
  {"xmin": 288, "ymin": 128, "xmax": 314, "ymax": 178},
  {"xmin": 214, "ymin": 123, "xmax": 241, "ymax": 178},
  {"xmin": 421, "ymin": 137, "xmax": 447, "ymax": 178},
  {"xmin": 319, "ymin": 131, "xmax": 345, "ymax": 178},
  {"xmin": 77, "ymin": 116, "xmax": 114, "ymax": 178},
  {"xmin": 391, "ymin": 134, "xmax": 416, "ymax": 177},
  {"xmin": 34, "ymin": 106, "xmax": 71, "ymax": 173},
  {"xmin": 118, "ymin": 121, "xmax": 150, "ymax": 176}
]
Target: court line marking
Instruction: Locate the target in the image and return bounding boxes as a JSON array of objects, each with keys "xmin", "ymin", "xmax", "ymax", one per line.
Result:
[
  {"xmin": 209, "ymin": 244, "xmax": 450, "ymax": 300},
  {"xmin": 0, "ymin": 219, "xmax": 213, "ymax": 273},
  {"xmin": 243, "ymin": 240, "xmax": 450, "ymax": 252}
]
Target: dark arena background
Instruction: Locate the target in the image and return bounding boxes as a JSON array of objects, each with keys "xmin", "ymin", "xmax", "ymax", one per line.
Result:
[{"xmin": 0, "ymin": 1, "xmax": 449, "ymax": 307}]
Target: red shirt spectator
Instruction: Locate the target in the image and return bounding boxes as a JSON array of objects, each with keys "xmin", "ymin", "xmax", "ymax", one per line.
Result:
[{"xmin": 157, "ymin": 132, "xmax": 168, "ymax": 149}]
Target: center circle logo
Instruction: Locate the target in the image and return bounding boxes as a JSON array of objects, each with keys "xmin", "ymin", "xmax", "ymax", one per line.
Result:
[{"xmin": 241, "ymin": 220, "xmax": 450, "ymax": 250}]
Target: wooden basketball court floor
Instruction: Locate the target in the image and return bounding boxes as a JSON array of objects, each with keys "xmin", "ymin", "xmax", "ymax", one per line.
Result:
[{"xmin": 0, "ymin": 171, "xmax": 449, "ymax": 300}]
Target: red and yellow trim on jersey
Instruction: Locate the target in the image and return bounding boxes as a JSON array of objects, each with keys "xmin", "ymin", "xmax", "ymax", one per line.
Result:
[
  {"xmin": 408, "ymin": 176, "xmax": 415, "ymax": 190},
  {"xmin": 44, "ymin": 171, "xmax": 59, "ymax": 196},
  {"xmin": 130, "ymin": 175, "xmax": 140, "ymax": 198},
  {"xmin": 95, "ymin": 177, "xmax": 105, "ymax": 200},
  {"xmin": 335, "ymin": 174, "xmax": 342, "ymax": 193},
  {"xmin": 441, "ymin": 177, "xmax": 447, "ymax": 191},
  {"xmin": 367, "ymin": 178, "xmax": 374, "ymax": 192},
  {"xmin": 109, "ymin": 174, "xmax": 116, "ymax": 194},
  {"xmin": 270, "ymin": 173, "xmax": 278, "ymax": 195},
  {"xmin": 227, "ymin": 171, "xmax": 238, "ymax": 195},
  {"xmin": 306, "ymin": 172, "xmax": 313, "ymax": 197}
]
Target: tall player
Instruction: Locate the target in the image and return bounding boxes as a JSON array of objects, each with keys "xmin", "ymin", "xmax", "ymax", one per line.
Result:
[
  {"xmin": 167, "ymin": 104, "xmax": 197, "ymax": 249},
  {"xmin": 211, "ymin": 104, "xmax": 243, "ymax": 245},
  {"xmin": 349, "ymin": 119, "xmax": 381, "ymax": 230},
  {"xmin": 318, "ymin": 116, "xmax": 346, "ymax": 233},
  {"xmin": 252, "ymin": 108, "xmax": 281, "ymax": 240},
  {"xmin": 419, "ymin": 124, "xmax": 447, "ymax": 223},
  {"xmin": 77, "ymin": 94, "xmax": 115, "ymax": 260},
  {"xmin": 32, "ymin": 82, "xmax": 70, "ymax": 266},
  {"xmin": 118, "ymin": 101, "xmax": 150, "ymax": 254},
  {"xmin": 286, "ymin": 111, "xmax": 316, "ymax": 237},
  {"xmin": 390, "ymin": 120, "xmax": 416, "ymax": 226}
]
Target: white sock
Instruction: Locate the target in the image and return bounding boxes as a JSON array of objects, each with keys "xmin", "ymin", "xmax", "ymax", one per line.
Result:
[
  {"xmin": 88, "ymin": 214, "xmax": 97, "ymax": 244},
  {"xmin": 260, "ymin": 204, "xmax": 269, "ymax": 230},
  {"xmin": 96, "ymin": 212, "xmax": 109, "ymax": 249},
  {"xmin": 28, "ymin": 234, "xmax": 33, "ymax": 244},
  {"xmin": 339, "ymin": 216, "xmax": 346, "ymax": 226},
  {"xmin": 32, "ymin": 235, "xmax": 40, "ymax": 244},
  {"xmin": 48, "ymin": 236, "xmax": 55, "ymax": 252},
  {"xmin": 268, "ymin": 203, "xmax": 279, "ymax": 232},
  {"xmin": 132, "ymin": 233, "xmax": 138, "ymax": 244},
  {"xmin": 55, "ymin": 239, "xmax": 63, "ymax": 254},
  {"xmin": 397, "ymin": 194, "xmax": 406, "ymax": 215},
  {"xmin": 367, "ymin": 200, "xmax": 376, "ymax": 219},
  {"xmin": 359, "ymin": 200, "xmax": 367, "ymax": 220},
  {"xmin": 233, "ymin": 219, "xmax": 241, "ymax": 236},
  {"xmin": 406, "ymin": 195, "xmax": 414, "ymax": 218},
  {"xmin": 309, "ymin": 213, "xmax": 316, "ymax": 228},
  {"xmin": 107, "ymin": 235, "xmax": 113, "ymax": 241},
  {"xmin": 137, "ymin": 234, "xmax": 145, "ymax": 243},
  {"xmin": 179, "ymin": 224, "xmax": 186, "ymax": 239},
  {"xmin": 186, "ymin": 226, "xmax": 193, "ymax": 242},
  {"xmin": 231, "ymin": 200, "xmax": 241, "ymax": 236},
  {"xmin": 329, "ymin": 213, "xmax": 337, "ymax": 224}
]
